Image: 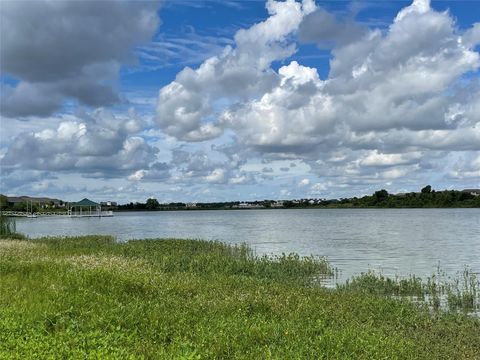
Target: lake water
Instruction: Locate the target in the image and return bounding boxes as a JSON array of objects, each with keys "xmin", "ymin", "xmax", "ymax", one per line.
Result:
[{"xmin": 14, "ymin": 209, "xmax": 480, "ymax": 282}]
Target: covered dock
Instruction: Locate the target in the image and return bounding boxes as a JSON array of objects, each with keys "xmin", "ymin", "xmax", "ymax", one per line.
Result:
[{"xmin": 68, "ymin": 198, "xmax": 113, "ymax": 217}]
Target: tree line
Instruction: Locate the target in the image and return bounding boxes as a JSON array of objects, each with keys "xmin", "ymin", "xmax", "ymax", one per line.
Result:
[{"xmin": 116, "ymin": 186, "xmax": 480, "ymax": 211}]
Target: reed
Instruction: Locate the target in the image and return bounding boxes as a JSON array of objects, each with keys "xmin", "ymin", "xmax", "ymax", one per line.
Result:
[
  {"xmin": 0, "ymin": 214, "xmax": 22, "ymax": 239},
  {"xmin": 339, "ymin": 267, "xmax": 480, "ymax": 314}
]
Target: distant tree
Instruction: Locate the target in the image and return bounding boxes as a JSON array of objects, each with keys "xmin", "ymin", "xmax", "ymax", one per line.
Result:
[
  {"xmin": 13, "ymin": 202, "xmax": 27, "ymax": 212},
  {"xmin": 0, "ymin": 195, "xmax": 8, "ymax": 210},
  {"xmin": 459, "ymin": 191, "xmax": 473, "ymax": 201},
  {"xmin": 421, "ymin": 185, "xmax": 432, "ymax": 194},
  {"xmin": 13, "ymin": 202, "xmax": 38, "ymax": 212},
  {"xmin": 374, "ymin": 189, "xmax": 389, "ymax": 202},
  {"xmin": 145, "ymin": 198, "xmax": 160, "ymax": 210},
  {"xmin": 263, "ymin": 200, "xmax": 272, "ymax": 208}
]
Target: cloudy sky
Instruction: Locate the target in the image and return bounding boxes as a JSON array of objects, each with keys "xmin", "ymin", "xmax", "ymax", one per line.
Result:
[{"xmin": 0, "ymin": 0, "xmax": 479, "ymax": 203}]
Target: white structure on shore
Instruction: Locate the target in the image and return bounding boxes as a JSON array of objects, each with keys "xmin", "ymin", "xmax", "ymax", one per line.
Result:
[{"xmin": 68, "ymin": 198, "xmax": 113, "ymax": 217}]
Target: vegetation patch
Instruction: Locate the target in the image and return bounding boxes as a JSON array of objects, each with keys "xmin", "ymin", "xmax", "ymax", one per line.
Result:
[
  {"xmin": 0, "ymin": 235, "xmax": 479, "ymax": 359},
  {"xmin": 338, "ymin": 268, "xmax": 480, "ymax": 314}
]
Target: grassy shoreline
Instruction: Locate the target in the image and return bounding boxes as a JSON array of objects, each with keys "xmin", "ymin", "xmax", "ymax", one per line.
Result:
[{"xmin": 1, "ymin": 236, "xmax": 479, "ymax": 359}]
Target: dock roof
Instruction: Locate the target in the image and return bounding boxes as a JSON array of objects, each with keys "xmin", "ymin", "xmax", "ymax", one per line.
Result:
[{"xmin": 73, "ymin": 198, "xmax": 99, "ymax": 206}]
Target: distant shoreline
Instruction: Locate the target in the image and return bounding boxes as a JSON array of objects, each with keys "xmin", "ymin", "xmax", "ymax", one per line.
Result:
[
  {"xmin": 3, "ymin": 187, "xmax": 479, "ymax": 213},
  {"xmin": 115, "ymin": 205, "xmax": 480, "ymax": 212}
]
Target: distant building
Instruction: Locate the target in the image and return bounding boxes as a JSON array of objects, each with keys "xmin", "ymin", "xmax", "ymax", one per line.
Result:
[
  {"xmin": 5, "ymin": 196, "xmax": 64, "ymax": 208},
  {"xmin": 186, "ymin": 203, "xmax": 197, "ymax": 209},
  {"xmin": 100, "ymin": 201, "xmax": 118, "ymax": 208},
  {"xmin": 462, "ymin": 189, "xmax": 480, "ymax": 197},
  {"xmin": 271, "ymin": 201, "xmax": 284, "ymax": 208},
  {"xmin": 232, "ymin": 202, "xmax": 264, "ymax": 209}
]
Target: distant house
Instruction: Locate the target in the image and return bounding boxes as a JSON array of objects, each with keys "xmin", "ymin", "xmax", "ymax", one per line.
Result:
[
  {"xmin": 271, "ymin": 201, "xmax": 284, "ymax": 208},
  {"xmin": 6, "ymin": 196, "xmax": 64, "ymax": 208},
  {"xmin": 186, "ymin": 203, "xmax": 197, "ymax": 209},
  {"xmin": 462, "ymin": 189, "xmax": 480, "ymax": 197},
  {"xmin": 232, "ymin": 202, "xmax": 264, "ymax": 209},
  {"xmin": 100, "ymin": 201, "xmax": 118, "ymax": 209}
]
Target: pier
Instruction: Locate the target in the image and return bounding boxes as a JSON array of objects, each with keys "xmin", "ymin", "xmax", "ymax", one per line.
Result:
[
  {"xmin": 1, "ymin": 211, "xmax": 114, "ymax": 218},
  {"xmin": 1, "ymin": 198, "xmax": 114, "ymax": 218}
]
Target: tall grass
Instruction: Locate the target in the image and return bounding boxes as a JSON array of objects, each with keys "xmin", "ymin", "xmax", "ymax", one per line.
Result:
[
  {"xmin": 0, "ymin": 214, "xmax": 16, "ymax": 237},
  {"xmin": 338, "ymin": 267, "xmax": 480, "ymax": 314}
]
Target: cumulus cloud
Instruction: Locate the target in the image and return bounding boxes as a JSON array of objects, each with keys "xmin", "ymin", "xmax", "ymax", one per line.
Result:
[
  {"xmin": 168, "ymin": 145, "xmax": 257, "ymax": 186},
  {"xmin": 310, "ymin": 182, "xmax": 327, "ymax": 193},
  {"xmin": 3, "ymin": 0, "xmax": 480, "ymax": 199},
  {"xmin": 298, "ymin": 8, "xmax": 365, "ymax": 47},
  {"xmin": 155, "ymin": 0, "xmax": 480, "ymax": 190},
  {"xmin": 448, "ymin": 153, "xmax": 480, "ymax": 179},
  {"xmin": 224, "ymin": 3, "xmax": 479, "ymax": 149},
  {"xmin": 359, "ymin": 151, "xmax": 423, "ymax": 168},
  {"xmin": 127, "ymin": 162, "xmax": 171, "ymax": 182},
  {"xmin": 155, "ymin": 0, "xmax": 315, "ymax": 141},
  {"xmin": 1, "ymin": 110, "xmax": 159, "ymax": 178},
  {"xmin": 299, "ymin": 178, "xmax": 310, "ymax": 186},
  {"xmin": 0, "ymin": 0, "xmax": 160, "ymax": 117},
  {"xmin": 221, "ymin": 60, "xmax": 335, "ymax": 149},
  {"xmin": 205, "ymin": 168, "xmax": 226, "ymax": 183}
]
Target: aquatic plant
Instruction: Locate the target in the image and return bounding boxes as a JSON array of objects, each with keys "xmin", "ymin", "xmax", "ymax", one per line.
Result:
[{"xmin": 339, "ymin": 267, "xmax": 480, "ymax": 314}]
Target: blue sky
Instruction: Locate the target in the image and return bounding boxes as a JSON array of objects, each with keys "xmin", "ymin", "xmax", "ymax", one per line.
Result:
[{"xmin": 1, "ymin": 0, "xmax": 479, "ymax": 203}]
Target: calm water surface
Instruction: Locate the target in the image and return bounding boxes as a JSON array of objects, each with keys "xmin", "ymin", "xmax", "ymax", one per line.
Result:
[{"xmin": 15, "ymin": 209, "xmax": 480, "ymax": 282}]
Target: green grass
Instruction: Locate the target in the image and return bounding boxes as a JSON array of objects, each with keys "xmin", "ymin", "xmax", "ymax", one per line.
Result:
[{"xmin": 1, "ymin": 236, "xmax": 479, "ymax": 359}]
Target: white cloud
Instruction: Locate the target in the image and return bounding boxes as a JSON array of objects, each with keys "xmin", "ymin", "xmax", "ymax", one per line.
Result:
[
  {"xmin": 359, "ymin": 151, "xmax": 423, "ymax": 167},
  {"xmin": 211, "ymin": 0, "xmax": 479, "ymax": 190},
  {"xmin": 229, "ymin": 174, "xmax": 248, "ymax": 185},
  {"xmin": 448, "ymin": 153, "xmax": 480, "ymax": 179},
  {"xmin": 299, "ymin": 178, "xmax": 310, "ymax": 186},
  {"xmin": 205, "ymin": 168, "xmax": 226, "ymax": 183},
  {"xmin": 280, "ymin": 189, "xmax": 291, "ymax": 196},
  {"xmin": 1, "ymin": 110, "xmax": 159, "ymax": 178},
  {"xmin": 155, "ymin": 0, "xmax": 315, "ymax": 141},
  {"xmin": 3, "ymin": 0, "xmax": 480, "ymax": 200},
  {"xmin": 310, "ymin": 182, "xmax": 327, "ymax": 193},
  {"xmin": 128, "ymin": 170, "xmax": 147, "ymax": 182}
]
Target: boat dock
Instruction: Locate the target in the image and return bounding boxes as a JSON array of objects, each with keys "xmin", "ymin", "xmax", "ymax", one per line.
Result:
[
  {"xmin": 1, "ymin": 198, "xmax": 114, "ymax": 218},
  {"xmin": 1, "ymin": 211, "xmax": 114, "ymax": 218}
]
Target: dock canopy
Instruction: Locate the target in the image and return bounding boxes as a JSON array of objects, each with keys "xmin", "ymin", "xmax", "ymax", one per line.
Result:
[
  {"xmin": 69, "ymin": 198, "xmax": 101, "ymax": 217},
  {"xmin": 73, "ymin": 198, "xmax": 99, "ymax": 207}
]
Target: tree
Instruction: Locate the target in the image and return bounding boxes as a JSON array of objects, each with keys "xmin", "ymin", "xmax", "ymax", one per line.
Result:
[
  {"xmin": 0, "ymin": 195, "xmax": 8, "ymax": 210},
  {"xmin": 146, "ymin": 198, "xmax": 160, "ymax": 210},
  {"xmin": 13, "ymin": 202, "xmax": 38, "ymax": 212},
  {"xmin": 421, "ymin": 185, "xmax": 432, "ymax": 194},
  {"xmin": 374, "ymin": 189, "xmax": 389, "ymax": 202}
]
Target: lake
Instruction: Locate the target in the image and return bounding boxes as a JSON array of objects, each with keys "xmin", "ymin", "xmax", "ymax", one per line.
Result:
[{"xmin": 14, "ymin": 208, "xmax": 480, "ymax": 282}]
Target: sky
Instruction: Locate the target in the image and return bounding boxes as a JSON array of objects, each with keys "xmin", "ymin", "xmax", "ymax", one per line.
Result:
[{"xmin": 0, "ymin": 0, "xmax": 479, "ymax": 203}]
